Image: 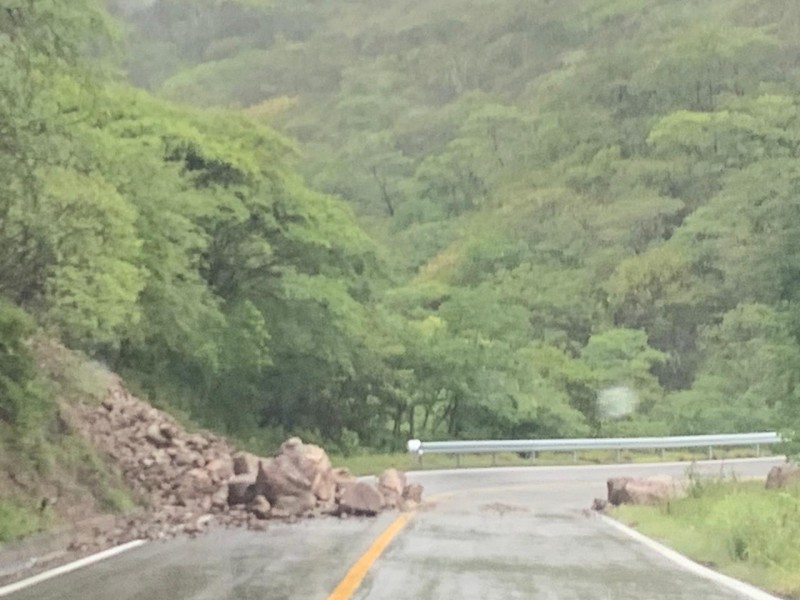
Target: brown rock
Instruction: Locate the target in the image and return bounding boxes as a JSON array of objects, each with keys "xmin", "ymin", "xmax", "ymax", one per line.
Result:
[
  {"xmin": 399, "ymin": 498, "xmax": 419, "ymax": 512},
  {"xmin": 312, "ymin": 470, "xmax": 336, "ymax": 503},
  {"xmin": 145, "ymin": 424, "xmax": 170, "ymax": 448},
  {"xmin": 339, "ymin": 482, "xmax": 385, "ymax": 516},
  {"xmin": 271, "ymin": 492, "xmax": 317, "ymax": 517},
  {"xmin": 606, "ymin": 477, "xmax": 633, "ymax": 506},
  {"xmin": 765, "ymin": 464, "xmax": 800, "ymax": 489},
  {"xmin": 332, "ymin": 467, "xmax": 356, "ymax": 483},
  {"xmin": 187, "ymin": 467, "xmax": 211, "ymax": 482},
  {"xmin": 331, "ymin": 467, "xmax": 357, "ymax": 500},
  {"xmin": 254, "ymin": 456, "xmax": 312, "ymax": 503},
  {"xmin": 248, "ymin": 495, "xmax": 272, "ymax": 519},
  {"xmin": 279, "ymin": 438, "xmax": 335, "ymax": 502},
  {"xmin": 378, "ymin": 469, "xmax": 407, "ymax": 507},
  {"xmin": 402, "ymin": 482, "xmax": 423, "ymax": 504},
  {"xmin": 228, "ymin": 475, "xmax": 257, "ymax": 506},
  {"xmin": 591, "ymin": 498, "xmax": 608, "ymax": 512},
  {"xmin": 232, "ymin": 452, "xmax": 262, "ymax": 476},
  {"xmin": 211, "ymin": 485, "xmax": 229, "ymax": 510},
  {"xmin": 185, "ymin": 434, "xmax": 208, "ymax": 450},
  {"xmin": 160, "ymin": 423, "xmax": 178, "ymax": 440},
  {"xmin": 607, "ymin": 476, "xmax": 676, "ymax": 506},
  {"xmin": 205, "ymin": 457, "xmax": 234, "ymax": 481}
]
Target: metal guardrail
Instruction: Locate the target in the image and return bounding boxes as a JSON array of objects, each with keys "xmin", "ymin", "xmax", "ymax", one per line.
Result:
[{"xmin": 406, "ymin": 432, "xmax": 781, "ymax": 466}]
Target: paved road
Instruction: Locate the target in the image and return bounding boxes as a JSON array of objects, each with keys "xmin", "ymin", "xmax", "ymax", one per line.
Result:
[{"xmin": 5, "ymin": 457, "xmax": 783, "ymax": 600}]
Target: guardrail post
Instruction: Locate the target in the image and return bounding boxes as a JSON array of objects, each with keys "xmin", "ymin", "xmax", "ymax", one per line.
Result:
[
  {"xmin": 573, "ymin": 450, "xmax": 578, "ymax": 463},
  {"xmin": 531, "ymin": 450, "xmax": 536, "ymax": 464},
  {"xmin": 455, "ymin": 454, "xmax": 461, "ymax": 468},
  {"xmin": 756, "ymin": 444, "xmax": 761, "ymax": 457},
  {"xmin": 418, "ymin": 451, "xmax": 423, "ymax": 467},
  {"xmin": 708, "ymin": 446, "xmax": 713, "ymax": 460},
  {"xmin": 491, "ymin": 453, "xmax": 497, "ymax": 466},
  {"xmin": 615, "ymin": 448, "xmax": 621, "ymax": 462},
  {"xmin": 660, "ymin": 448, "xmax": 665, "ymax": 460}
]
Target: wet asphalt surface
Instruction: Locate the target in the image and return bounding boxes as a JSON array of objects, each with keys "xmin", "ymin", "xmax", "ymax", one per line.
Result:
[{"xmin": 6, "ymin": 457, "xmax": 783, "ymax": 600}]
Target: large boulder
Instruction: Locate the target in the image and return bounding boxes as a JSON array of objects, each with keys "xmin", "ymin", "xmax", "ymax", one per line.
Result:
[
  {"xmin": 765, "ymin": 464, "xmax": 800, "ymax": 489},
  {"xmin": 279, "ymin": 438, "xmax": 336, "ymax": 502},
  {"xmin": 378, "ymin": 469, "xmax": 407, "ymax": 508},
  {"xmin": 607, "ymin": 476, "xmax": 676, "ymax": 506},
  {"xmin": 338, "ymin": 481, "xmax": 385, "ymax": 516},
  {"xmin": 254, "ymin": 456, "xmax": 312, "ymax": 503},
  {"xmin": 271, "ymin": 492, "xmax": 317, "ymax": 518},
  {"xmin": 228, "ymin": 474, "xmax": 257, "ymax": 506},
  {"xmin": 332, "ymin": 467, "xmax": 358, "ymax": 501},
  {"xmin": 253, "ymin": 438, "xmax": 336, "ymax": 505},
  {"xmin": 606, "ymin": 477, "xmax": 633, "ymax": 506}
]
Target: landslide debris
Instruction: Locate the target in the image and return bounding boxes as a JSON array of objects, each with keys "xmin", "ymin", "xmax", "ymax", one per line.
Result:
[{"xmin": 64, "ymin": 375, "xmax": 423, "ymax": 551}]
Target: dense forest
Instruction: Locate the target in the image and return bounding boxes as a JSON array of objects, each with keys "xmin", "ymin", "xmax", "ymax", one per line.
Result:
[{"xmin": 3, "ymin": 0, "xmax": 800, "ymax": 457}]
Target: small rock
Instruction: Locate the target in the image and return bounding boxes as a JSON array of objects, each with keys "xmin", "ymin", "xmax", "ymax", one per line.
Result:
[
  {"xmin": 402, "ymin": 483, "xmax": 423, "ymax": 503},
  {"xmin": 205, "ymin": 457, "xmax": 234, "ymax": 481},
  {"xmin": 399, "ymin": 498, "xmax": 419, "ymax": 512},
  {"xmin": 248, "ymin": 495, "xmax": 272, "ymax": 520},
  {"xmin": 145, "ymin": 424, "xmax": 170, "ymax": 448},
  {"xmin": 160, "ymin": 423, "xmax": 178, "ymax": 439},
  {"xmin": 211, "ymin": 485, "xmax": 229, "ymax": 510}
]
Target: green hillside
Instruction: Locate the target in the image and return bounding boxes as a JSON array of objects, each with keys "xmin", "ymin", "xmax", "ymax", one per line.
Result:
[
  {"xmin": 114, "ymin": 0, "xmax": 800, "ymax": 447},
  {"xmin": 3, "ymin": 0, "xmax": 800, "ymax": 485}
]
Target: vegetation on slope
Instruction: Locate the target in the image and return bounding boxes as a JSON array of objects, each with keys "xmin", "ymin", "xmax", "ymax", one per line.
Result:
[
  {"xmin": 4, "ymin": 0, "xmax": 800, "ymax": 473},
  {"xmin": 114, "ymin": 0, "xmax": 800, "ymax": 451},
  {"xmin": 0, "ymin": 297, "xmax": 133, "ymax": 542}
]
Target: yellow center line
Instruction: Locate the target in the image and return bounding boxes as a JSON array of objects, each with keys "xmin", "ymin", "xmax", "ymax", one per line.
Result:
[
  {"xmin": 326, "ymin": 513, "xmax": 412, "ymax": 600},
  {"xmin": 326, "ymin": 481, "xmax": 558, "ymax": 600}
]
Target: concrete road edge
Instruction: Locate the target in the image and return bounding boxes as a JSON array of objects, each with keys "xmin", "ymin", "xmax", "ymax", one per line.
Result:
[
  {"xmin": 600, "ymin": 515, "xmax": 782, "ymax": 600},
  {"xmin": 0, "ymin": 539, "xmax": 146, "ymax": 598}
]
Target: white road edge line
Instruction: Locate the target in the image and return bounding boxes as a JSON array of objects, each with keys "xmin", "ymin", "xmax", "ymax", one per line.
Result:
[
  {"xmin": 0, "ymin": 539, "xmax": 147, "ymax": 598},
  {"xmin": 601, "ymin": 515, "xmax": 782, "ymax": 600}
]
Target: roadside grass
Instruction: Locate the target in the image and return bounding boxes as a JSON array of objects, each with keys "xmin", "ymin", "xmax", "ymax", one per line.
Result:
[
  {"xmin": 614, "ymin": 479, "xmax": 800, "ymax": 599},
  {"xmin": 0, "ymin": 340, "xmax": 137, "ymax": 544},
  {"xmin": 0, "ymin": 500, "xmax": 50, "ymax": 542},
  {"xmin": 330, "ymin": 447, "xmax": 769, "ymax": 476}
]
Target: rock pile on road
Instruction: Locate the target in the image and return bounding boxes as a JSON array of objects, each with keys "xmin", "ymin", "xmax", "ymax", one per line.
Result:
[
  {"xmin": 67, "ymin": 375, "xmax": 423, "ymax": 551},
  {"xmin": 223, "ymin": 445, "xmax": 422, "ymax": 521}
]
